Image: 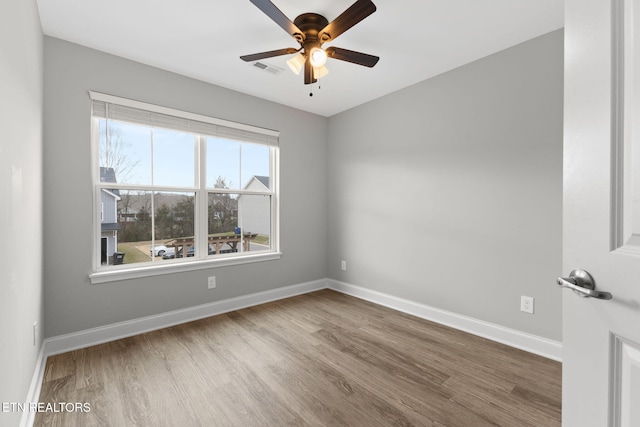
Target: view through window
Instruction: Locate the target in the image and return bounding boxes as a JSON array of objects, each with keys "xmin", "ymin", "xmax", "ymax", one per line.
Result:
[{"xmin": 92, "ymin": 93, "xmax": 278, "ymax": 272}]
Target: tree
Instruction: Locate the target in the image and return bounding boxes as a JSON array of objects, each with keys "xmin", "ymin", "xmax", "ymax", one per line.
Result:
[
  {"xmin": 173, "ymin": 197, "xmax": 195, "ymax": 238},
  {"xmin": 154, "ymin": 204, "xmax": 173, "ymax": 240},
  {"xmin": 118, "ymin": 191, "xmax": 151, "ymax": 243},
  {"xmin": 122, "ymin": 204, "xmax": 151, "ymax": 242},
  {"xmin": 100, "ymin": 123, "xmax": 140, "ymax": 184},
  {"xmin": 209, "ymin": 177, "xmax": 238, "ymax": 234}
]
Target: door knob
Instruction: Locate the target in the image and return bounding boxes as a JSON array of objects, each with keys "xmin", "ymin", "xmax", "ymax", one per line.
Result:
[{"xmin": 557, "ymin": 269, "xmax": 613, "ymax": 300}]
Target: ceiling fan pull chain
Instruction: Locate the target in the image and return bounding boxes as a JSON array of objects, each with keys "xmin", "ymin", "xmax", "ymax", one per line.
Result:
[{"xmin": 309, "ymin": 82, "xmax": 322, "ymax": 97}]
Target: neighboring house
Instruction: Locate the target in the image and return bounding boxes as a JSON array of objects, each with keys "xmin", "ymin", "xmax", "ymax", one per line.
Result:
[
  {"xmin": 240, "ymin": 176, "xmax": 270, "ymax": 236},
  {"xmin": 118, "ymin": 209, "xmax": 138, "ymax": 223},
  {"xmin": 100, "ymin": 167, "xmax": 121, "ymax": 264},
  {"xmin": 117, "ymin": 192, "xmax": 187, "ymax": 223}
]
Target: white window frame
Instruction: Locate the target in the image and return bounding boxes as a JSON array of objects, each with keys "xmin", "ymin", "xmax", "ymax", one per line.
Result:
[{"xmin": 89, "ymin": 92, "xmax": 280, "ymax": 284}]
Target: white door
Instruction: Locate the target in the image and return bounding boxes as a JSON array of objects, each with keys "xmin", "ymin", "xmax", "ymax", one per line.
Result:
[{"xmin": 563, "ymin": 0, "xmax": 640, "ymax": 425}]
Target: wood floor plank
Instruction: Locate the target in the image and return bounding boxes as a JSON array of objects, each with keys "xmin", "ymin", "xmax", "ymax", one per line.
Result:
[{"xmin": 35, "ymin": 290, "xmax": 561, "ymax": 426}]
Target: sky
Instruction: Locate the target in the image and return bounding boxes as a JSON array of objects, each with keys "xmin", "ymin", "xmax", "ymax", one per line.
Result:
[{"xmin": 100, "ymin": 119, "xmax": 270, "ymax": 190}]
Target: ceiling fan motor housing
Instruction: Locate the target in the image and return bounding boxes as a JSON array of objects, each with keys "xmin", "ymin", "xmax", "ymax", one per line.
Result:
[{"xmin": 293, "ymin": 13, "xmax": 330, "ymax": 50}]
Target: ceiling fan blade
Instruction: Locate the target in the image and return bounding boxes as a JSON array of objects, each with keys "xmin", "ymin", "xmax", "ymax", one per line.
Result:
[
  {"xmin": 319, "ymin": 0, "xmax": 376, "ymax": 42},
  {"xmin": 325, "ymin": 46, "xmax": 379, "ymax": 67},
  {"xmin": 304, "ymin": 57, "xmax": 317, "ymax": 85},
  {"xmin": 240, "ymin": 48, "xmax": 299, "ymax": 62},
  {"xmin": 250, "ymin": 0, "xmax": 304, "ymax": 39}
]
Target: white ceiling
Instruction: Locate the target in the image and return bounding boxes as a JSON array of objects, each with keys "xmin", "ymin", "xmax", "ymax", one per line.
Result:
[{"xmin": 36, "ymin": 0, "xmax": 564, "ymax": 117}]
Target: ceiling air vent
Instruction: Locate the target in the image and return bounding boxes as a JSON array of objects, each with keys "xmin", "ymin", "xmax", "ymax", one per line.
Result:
[{"xmin": 251, "ymin": 62, "xmax": 284, "ymax": 75}]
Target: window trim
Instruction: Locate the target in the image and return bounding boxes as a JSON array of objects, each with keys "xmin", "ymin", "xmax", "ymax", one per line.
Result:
[
  {"xmin": 89, "ymin": 252, "xmax": 282, "ymax": 284},
  {"xmin": 89, "ymin": 92, "xmax": 280, "ymax": 283}
]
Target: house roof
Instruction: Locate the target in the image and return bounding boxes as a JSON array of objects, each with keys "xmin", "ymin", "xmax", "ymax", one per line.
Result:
[
  {"xmin": 255, "ymin": 176, "xmax": 269, "ymax": 188},
  {"xmin": 100, "ymin": 167, "xmax": 120, "ymax": 196},
  {"xmin": 101, "ymin": 188, "xmax": 121, "ymax": 201},
  {"xmin": 100, "ymin": 167, "xmax": 117, "ymax": 183},
  {"xmin": 245, "ymin": 175, "xmax": 269, "ymax": 190}
]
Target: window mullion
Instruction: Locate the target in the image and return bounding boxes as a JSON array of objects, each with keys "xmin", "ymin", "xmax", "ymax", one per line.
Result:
[
  {"xmin": 150, "ymin": 129, "xmax": 156, "ymax": 261},
  {"xmin": 197, "ymin": 135, "xmax": 208, "ymax": 258},
  {"xmin": 271, "ymin": 146, "xmax": 279, "ymax": 252},
  {"xmin": 238, "ymin": 144, "xmax": 244, "ymax": 252},
  {"xmin": 92, "ymin": 118, "xmax": 101, "ymax": 271}
]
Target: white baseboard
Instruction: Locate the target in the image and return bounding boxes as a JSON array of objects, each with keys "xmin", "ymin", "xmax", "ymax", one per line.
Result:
[
  {"xmin": 328, "ymin": 279, "xmax": 562, "ymax": 361},
  {"xmin": 19, "ymin": 344, "xmax": 47, "ymax": 427},
  {"xmin": 43, "ymin": 278, "xmax": 328, "ymax": 357},
  {"xmin": 42, "ymin": 276, "xmax": 561, "ymax": 361},
  {"xmin": 24, "ymin": 277, "xmax": 560, "ymax": 426}
]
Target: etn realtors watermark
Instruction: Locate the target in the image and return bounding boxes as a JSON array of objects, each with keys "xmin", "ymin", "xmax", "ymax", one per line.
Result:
[{"xmin": 2, "ymin": 402, "xmax": 91, "ymax": 413}]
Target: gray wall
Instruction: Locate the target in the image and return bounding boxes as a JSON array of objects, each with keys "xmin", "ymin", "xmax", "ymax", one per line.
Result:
[
  {"xmin": 43, "ymin": 37, "xmax": 328, "ymax": 337},
  {"xmin": 327, "ymin": 30, "xmax": 564, "ymax": 341},
  {"xmin": 0, "ymin": 0, "xmax": 44, "ymax": 425},
  {"xmin": 43, "ymin": 30, "xmax": 562, "ymax": 342}
]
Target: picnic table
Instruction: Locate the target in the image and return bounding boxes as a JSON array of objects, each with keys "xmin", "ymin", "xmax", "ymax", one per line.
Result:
[{"xmin": 164, "ymin": 234, "xmax": 258, "ymax": 257}]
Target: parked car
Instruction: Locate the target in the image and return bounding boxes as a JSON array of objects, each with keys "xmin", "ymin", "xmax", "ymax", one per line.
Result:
[
  {"xmin": 150, "ymin": 245, "xmax": 168, "ymax": 256},
  {"xmin": 162, "ymin": 246, "xmax": 177, "ymax": 259},
  {"xmin": 162, "ymin": 246, "xmax": 195, "ymax": 259}
]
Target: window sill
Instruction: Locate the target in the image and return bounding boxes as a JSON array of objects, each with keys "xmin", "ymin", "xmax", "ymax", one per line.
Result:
[{"xmin": 89, "ymin": 252, "xmax": 282, "ymax": 284}]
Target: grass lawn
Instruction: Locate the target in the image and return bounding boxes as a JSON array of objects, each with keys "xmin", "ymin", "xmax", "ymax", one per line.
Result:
[
  {"xmin": 252, "ymin": 235, "xmax": 269, "ymax": 245},
  {"xmin": 117, "ymin": 241, "xmax": 152, "ymax": 264}
]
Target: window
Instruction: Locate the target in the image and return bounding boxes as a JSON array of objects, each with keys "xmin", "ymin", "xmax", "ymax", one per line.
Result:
[{"xmin": 90, "ymin": 92, "xmax": 279, "ymax": 283}]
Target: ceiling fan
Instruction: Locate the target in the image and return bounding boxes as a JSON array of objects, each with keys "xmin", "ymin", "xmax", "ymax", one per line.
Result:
[{"xmin": 240, "ymin": 0, "xmax": 379, "ymax": 85}]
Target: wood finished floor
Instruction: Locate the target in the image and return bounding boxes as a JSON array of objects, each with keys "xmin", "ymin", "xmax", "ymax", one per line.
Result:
[{"xmin": 35, "ymin": 290, "xmax": 561, "ymax": 426}]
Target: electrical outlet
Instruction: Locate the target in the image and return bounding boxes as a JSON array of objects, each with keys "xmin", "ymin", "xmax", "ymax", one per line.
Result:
[
  {"xmin": 207, "ymin": 276, "xmax": 216, "ymax": 289},
  {"xmin": 520, "ymin": 296, "xmax": 534, "ymax": 314},
  {"xmin": 341, "ymin": 260, "xmax": 347, "ymax": 271}
]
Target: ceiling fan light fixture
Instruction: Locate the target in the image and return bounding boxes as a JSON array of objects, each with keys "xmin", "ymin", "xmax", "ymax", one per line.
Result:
[
  {"xmin": 313, "ymin": 65, "xmax": 329, "ymax": 79},
  {"xmin": 309, "ymin": 47, "xmax": 328, "ymax": 68},
  {"xmin": 241, "ymin": 0, "xmax": 379, "ymax": 86},
  {"xmin": 286, "ymin": 53, "xmax": 305, "ymax": 75}
]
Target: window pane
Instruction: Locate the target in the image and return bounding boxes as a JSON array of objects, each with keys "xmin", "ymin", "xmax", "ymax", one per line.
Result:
[
  {"xmin": 207, "ymin": 139, "xmax": 271, "ymax": 191},
  {"xmin": 207, "ymin": 192, "xmax": 238, "ymax": 255},
  {"xmin": 239, "ymin": 194, "xmax": 271, "ymax": 251},
  {"xmin": 99, "ymin": 120, "xmax": 152, "ymax": 185},
  {"xmin": 207, "ymin": 193, "xmax": 270, "ymax": 256},
  {"xmin": 152, "ymin": 192, "xmax": 196, "ymax": 260},
  {"xmin": 241, "ymin": 144, "xmax": 270, "ymax": 190},
  {"xmin": 152, "ymin": 129, "xmax": 196, "ymax": 188},
  {"xmin": 207, "ymin": 138, "xmax": 240, "ymax": 189},
  {"xmin": 208, "ymin": 192, "xmax": 238, "ymax": 235},
  {"xmin": 105, "ymin": 190, "xmax": 153, "ymax": 266},
  {"xmin": 98, "ymin": 190, "xmax": 199, "ymax": 266}
]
